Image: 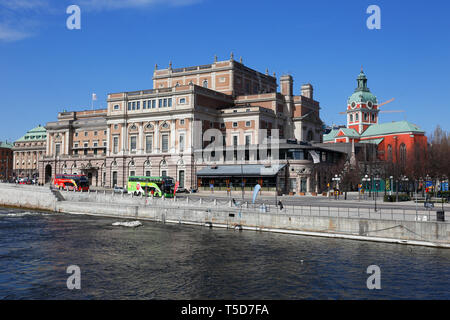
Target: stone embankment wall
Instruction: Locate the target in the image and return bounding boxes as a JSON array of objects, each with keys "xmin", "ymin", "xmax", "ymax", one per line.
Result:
[
  {"xmin": 0, "ymin": 184, "xmax": 57, "ymax": 211},
  {"xmin": 1, "ymin": 183, "xmax": 449, "ymax": 248}
]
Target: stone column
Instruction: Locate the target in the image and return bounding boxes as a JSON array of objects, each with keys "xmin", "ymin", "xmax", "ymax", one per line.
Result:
[
  {"xmin": 170, "ymin": 119, "xmax": 176, "ymax": 153},
  {"xmin": 106, "ymin": 126, "xmax": 111, "ymax": 156},
  {"xmin": 154, "ymin": 121, "xmax": 160, "ymax": 152},
  {"xmin": 138, "ymin": 122, "xmax": 144, "ymax": 155},
  {"xmin": 122, "ymin": 124, "xmax": 128, "ymax": 153}
]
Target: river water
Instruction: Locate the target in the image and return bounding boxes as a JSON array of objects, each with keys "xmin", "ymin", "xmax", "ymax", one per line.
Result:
[{"xmin": 0, "ymin": 207, "xmax": 449, "ymax": 300}]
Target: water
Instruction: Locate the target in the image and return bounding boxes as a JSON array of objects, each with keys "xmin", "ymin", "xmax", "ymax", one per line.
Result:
[{"xmin": 0, "ymin": 207, "xmax": 449, "ymax": 300}]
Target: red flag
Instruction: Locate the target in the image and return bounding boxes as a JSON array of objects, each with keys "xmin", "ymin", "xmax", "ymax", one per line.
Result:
[{"xmin": 174, "ymin": 181, "xmax": 180, "ymax": 194}]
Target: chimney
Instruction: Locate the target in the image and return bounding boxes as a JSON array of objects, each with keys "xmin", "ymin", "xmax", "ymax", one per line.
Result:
[
  {"xmin": 280, "ymin": 75, "xmax": 293, "ymax": 97},
  {"xmin": 301, "ymin": 84, "xmax": 313, "ymax": 99}
]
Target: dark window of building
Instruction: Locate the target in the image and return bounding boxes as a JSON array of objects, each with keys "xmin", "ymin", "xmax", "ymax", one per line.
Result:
[{"xmin": 162, "ymin": 134, "xmax": 169, "ymax": 152}]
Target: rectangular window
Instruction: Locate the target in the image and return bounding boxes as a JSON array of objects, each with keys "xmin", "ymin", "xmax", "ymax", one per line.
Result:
[
  {"xmin": 161, "ymin": 170, "xmax": 167, "ymax": 177},
  {"xmin": 233, "ymin": 136, "xmax": 238, "ymax": 147},
  {"xmin": 94, "ymin": 131, "xmax": 98, "ymax": 136},
  {"xmin": 93, "ymin": 142, "xmax": 98, "ymax": 147},
  {"xmin": 130, "ymin": 171, "xmax": 135, "ymax": 177},
  {"xmin": 84, "ymin": 132, "xmax": 88, "ymax": 137},
  {"xmin": 168, "ymin": 98, "xmax": 172, "ymax": 107},
  {"xmin": 114, "ymin": 104, "xmax": 120, "ymax": 110},
  {"xmin": 163, "ymin": 98, "xmax": 167, "ymax": 107},
  {"xmin": 180, "ymin": 119, "xmax": 185, "ymax": 125},
  {"xmin": 136, "ymin": 101, "xmax": 140, "ymax": 110},
  {"xmin": 162, "ymin": 134, "xmax": 169, "ymax": 152},
  {"xmin": 113, "ymin": 136, "xmax": 119, "ymax": 153},
  {"xmin": 245, "ymin": 121, "xmax": 251, "ymax": 127},
  {"xmin": 220, "ymin": 123, "xmax": 225, "ymax": 129},
  {"xmin": 112, "ymin": 172, "xmax": 118, "ymax": 187},
  {"xmin": 146, "ymin": 135, "xmax": 153, "ymax": 153},
  {"xmin": 74, "ymin": 143, "xmax": 79, "ymax": 148},
  {"xmin": 84, "ymin": 143, "xmax": 88, "ymax": 148},
  {"xmin": 179, "ymin": 134, "xmax": 185, "ymax": 152},
  {"xmin": 128, "ymin": 102, "xmax": 131, "ymax": 110},
  {"xmin": 75, "ymin": 132, "xmax": 79, "ymax": 137},
  {"xmin": 233, "ymin": 122, "xmax": 238, "ymax": 128},
  {"xmin": 94, "ymin": 149, "xmax": 98, "ymax": 155},
  {"xmin": 130, "ymin": 136, "xmax": 137, "ymax": 151},
  {"xmin": 245, "ymin": 135, "xmax": 251, "ymax": 146},
  {"xmin": 145, "ymin": 171, "xmax": 151, "ymax": 177},
  {"xmin": 158, "ymin": 99, "xmax": 162, "ymax": 108},
  {"xmin": 143, "ymin": 101, "xmax": 147, "ymax": 109},
  {"xmin": 132, "ymin": 102, "xmax": 136, "ymax": 110},
  {"xmin": 179, "ymin": 170, "xmax": 185, "ymax": 188},
  {"xmin": 55, "ymin": 144, "xmax": 61, "ymax": 156},
  {"xmin": 179, "ymin": 98, "xmax": 186, "ymax": 104},
  {"xmin": 152, "ymin": 100, "xmax": 156, "ymax": 108}
]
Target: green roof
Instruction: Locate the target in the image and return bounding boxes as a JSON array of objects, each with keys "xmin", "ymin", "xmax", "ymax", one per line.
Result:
[
  {"xmin": 0, "ymin": 142, "xmax": 13, "ymax": 149},
  {"xmin": 323, "ymin": 128, "xmax": 340, "ymax": 142},
  {"xmin": 16, "ymin": 125, "xmax": 47, "ymax": 142},
  {"xmin": 361, "ymin": 121, "xmax": 424, "ymax": 138},
  {"xmin": 348, "ymin": 91, "xmax": 378, "ymax": 104},
  {"xmin": 347, "ymin": 70, "xmax": 378, "ymax": 104},
  {"xmin": 340, "ymin": 128, "xmax": 360, "ymax": 138}
]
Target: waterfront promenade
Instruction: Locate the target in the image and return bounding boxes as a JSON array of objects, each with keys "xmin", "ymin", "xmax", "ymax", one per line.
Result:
[{"xmin": 0, "ymin": 183, "xmax": 449, "ymax": 248}]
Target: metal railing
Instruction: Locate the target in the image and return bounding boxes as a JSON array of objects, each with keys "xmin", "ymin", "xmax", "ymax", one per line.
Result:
[{"xmin": 57, "ymin": 188, "xmax": 448, "ymax": 224}]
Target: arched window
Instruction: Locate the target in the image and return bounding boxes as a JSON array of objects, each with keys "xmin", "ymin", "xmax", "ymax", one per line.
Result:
[
  {"xmin": 387, "ymin": 144, "xmax": 393, "ymax": 161},
  {"xmin": 202, "ymin": 80, "xmax": 208, "ymax": 88},
  {"xmin": 349, "ymin": 114, "xmax": 353, "ymax": 122},
  {"xmin": 355, "ymin": 113, "xmax": 359, "ymax": 121},
  {"xmin": 399, "ymin": 143, "xmax": 407, "ymax": 164},
  {"xmin": 364, "ymin": 113, "xmax": 368, "ymax": 121}
]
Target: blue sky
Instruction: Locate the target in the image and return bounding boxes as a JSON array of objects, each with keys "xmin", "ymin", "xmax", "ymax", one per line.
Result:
[{"xmin": 1, "ymin": 0, "xmax": 449, "ymax": 142}]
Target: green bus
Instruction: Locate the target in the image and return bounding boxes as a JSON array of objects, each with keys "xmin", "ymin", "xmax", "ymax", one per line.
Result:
[{"xmin": 127, "ymin": 176, "xmax": 175, "ymax": 198}]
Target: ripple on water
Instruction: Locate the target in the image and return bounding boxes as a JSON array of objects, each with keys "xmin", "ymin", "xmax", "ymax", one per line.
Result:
[{"xmin": 0, "ymin": 208, "xmax": 449, "ymax": 299}]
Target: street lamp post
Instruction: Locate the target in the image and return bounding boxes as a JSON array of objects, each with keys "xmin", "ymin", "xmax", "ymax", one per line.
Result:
[
  {"xmin": 332, "ymin": 174, "xmax": 341, "ymax": 200},
  {"xmin": 389, "ymin": 176, "xmax": 393, "ymax": 196},
  {"xmin": 374, "ymin": 176, "xmax": 381, "ymax": 212},
  {"xmin": 362, "ymin": 175, "xmax": 371, "ymax": 201}
]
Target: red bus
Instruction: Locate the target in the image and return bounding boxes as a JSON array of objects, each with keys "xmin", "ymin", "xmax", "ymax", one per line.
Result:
[{"xmin": 52, "ymin": 174, "xmax": 89, "ymax": 192}]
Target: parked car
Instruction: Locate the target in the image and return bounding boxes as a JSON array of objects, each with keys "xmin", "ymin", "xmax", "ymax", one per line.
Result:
[
  {"xmin": 176, "ymin": 187, "xmax": 187, "ymax": 193},
  {"xmin": 113, "ymin": 186, "xmax": 127, "ymax": 194}
]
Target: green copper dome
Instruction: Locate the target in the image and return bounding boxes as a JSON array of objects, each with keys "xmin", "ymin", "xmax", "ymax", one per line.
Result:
[
  {"xmin": 16, "ymin": 125, "xmax": 47, "ymax": 142},
  {"xmin": 347, "ymin": 70, "xmax": 378, "ymax": 105}
]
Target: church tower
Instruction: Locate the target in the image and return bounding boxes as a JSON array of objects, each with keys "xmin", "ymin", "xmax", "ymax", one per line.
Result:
[{"xmin": 346, "ymin": 68, "xmax": 379, "ymax": 134}]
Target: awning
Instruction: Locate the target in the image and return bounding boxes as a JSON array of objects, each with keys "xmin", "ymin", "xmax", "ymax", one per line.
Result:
[{"xmin": 197, "ymin": 164, "xmax": 286, "ymax": 178}]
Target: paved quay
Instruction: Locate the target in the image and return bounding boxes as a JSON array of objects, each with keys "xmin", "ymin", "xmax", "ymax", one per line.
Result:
[{"xmin": 1, "ymin": 183, "xmax": 449, "ymax": 248}]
